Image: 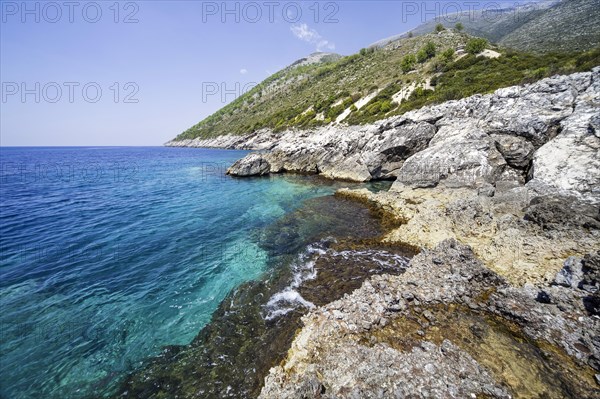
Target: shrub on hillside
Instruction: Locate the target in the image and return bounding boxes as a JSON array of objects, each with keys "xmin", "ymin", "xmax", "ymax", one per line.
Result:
[
  {"xmin": 380, "ymin": 101, "xmax": 392, "ymax": 113},
  {"xmin": 401, "ymin": 54, "xmax": 417, "ymax": 72},
  {"xmin": 466, "ymin": 38, "xmax": 488, "ymax": 55},
  {"xmin": 417, "ymin": 41, "xmax": 437, "ymax": 63},
  {"xmin": 441, "ymin": 48, "xmax": 455, "ymax": 62}
]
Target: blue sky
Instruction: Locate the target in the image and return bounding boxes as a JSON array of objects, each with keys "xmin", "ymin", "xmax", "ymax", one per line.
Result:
[{"xmin": 1, "ymin": 0, "xmax": 530, "ymax": 146}]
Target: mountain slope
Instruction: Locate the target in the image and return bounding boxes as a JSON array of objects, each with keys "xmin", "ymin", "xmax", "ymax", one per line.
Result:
[
  {"xmin": 397, "ymin": 0, "xmax": 555, "ymax": 44},
  {"xmin": 387, "ymin": 0, "xmax": 599, "ymax": 53},
  {"xmin": 172, "ymin": 28, "xmax": 598, "ymax": 142},
  {"xmin": 175, "ymin": 32, "xmax": 468, "ymax": 140},
  {"xmin": 500, "ymin": 0, "xmax": 600, "ymax": 52}
]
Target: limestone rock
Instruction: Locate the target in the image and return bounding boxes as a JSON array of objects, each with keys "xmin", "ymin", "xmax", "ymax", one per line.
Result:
[
  {"xmin": 491, "ymin": 134, "xmax": 536, "ymax": 169},
  {"xmin": 259, "ymin": 240, "xmax": 600, "ymax": 399},
  {"xmin": 227, "ymin": 153, "xmax": 271, "ymax": 176}
]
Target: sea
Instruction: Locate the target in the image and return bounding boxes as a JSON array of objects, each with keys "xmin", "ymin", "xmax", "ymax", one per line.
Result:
[{"xmin": 0, "ymin": 146, "xmax": 408, "ymax": 399}]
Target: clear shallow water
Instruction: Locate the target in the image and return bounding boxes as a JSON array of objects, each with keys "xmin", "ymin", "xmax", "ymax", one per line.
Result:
[{"xmin": 0, "ymin": 147, "xmax": 352, "ymax": 399}]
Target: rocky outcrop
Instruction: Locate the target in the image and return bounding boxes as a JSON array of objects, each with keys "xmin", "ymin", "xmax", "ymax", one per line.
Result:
[
  {"xmin": 174, "ymin": 69, "xmax": 600, "ymax": 205},
  {"xmin": 225, "ymin": 121, "xmax": 437, "ymax": 182},
  {"xmin": 338, "ymin": 186, "xmax": 599, "ymax": 287},
  {"xmin": 259, "ymin": 240, "xmax": 600, "ymax": 399},
  {"xmin": 227, "ymin": 153, "xmax": 270, "ymax": 176},
  {"xmin": 531, "ymin": 74, "xmax": 600, "ymax": 200}
]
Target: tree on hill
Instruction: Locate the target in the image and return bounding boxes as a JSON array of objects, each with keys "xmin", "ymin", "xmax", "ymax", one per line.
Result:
[
  {"xmin": 401, "ymin": 54, "xmax": 416, "ymax": 73},
  {"xmin": 417, "ymin": 41, "xmax": 437, "ymax": 63},
  {"xmin": 466, "ymin": 38, "xmax": 488, "ymax": 55},
  {"xmin": 435, "ymin": 23, "xmax": 445, "ymax": 33},
  {"xmin": 455, "ymin": 22, "xmax": 464, "ymax": 32},
  {"xmin": 441, "ymin": 48, "xmax": 455, "ymax": 62}
]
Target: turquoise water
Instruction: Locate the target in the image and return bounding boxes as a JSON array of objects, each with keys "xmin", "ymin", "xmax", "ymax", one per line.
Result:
[{"xmin": 0, "ymin": 147, "xmax": 348, "ymax": 399}]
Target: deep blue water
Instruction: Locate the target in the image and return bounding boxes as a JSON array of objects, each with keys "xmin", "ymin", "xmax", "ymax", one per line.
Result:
[{"xmin": 0, "ymin": 147, "xmax": 347, "ymax": 399}]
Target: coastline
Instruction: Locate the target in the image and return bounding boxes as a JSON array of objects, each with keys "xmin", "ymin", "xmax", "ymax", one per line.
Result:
[
  {"xmin": 160, "ymin": 70, "xmax": 600, "ymax": 397},
  {"xmin": 167, "ymin": 69, "xmax": 600, "ymax": 287},
  {"xmin": 111, "ymin": 190, "xmax": 416, "ymax": 398}
]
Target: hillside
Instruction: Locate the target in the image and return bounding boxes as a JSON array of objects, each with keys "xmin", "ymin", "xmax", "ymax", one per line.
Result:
[
  {"xmin": 173, "ymin": 28, "xmax": 599, "ymax": 142},
  {"xmin": 500, "ymin": 0, "xmax": 600, "ymax": 52},
  {"xmin": 395, "ymin": 0, "xmax": 555, "ymax": 45},
  {"xmin": 390, "ymin": 0, "xmax": 600, "ymax": 53}
]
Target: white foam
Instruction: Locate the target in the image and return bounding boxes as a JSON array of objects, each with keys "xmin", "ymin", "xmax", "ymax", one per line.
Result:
[
  {"xmin": 263, "ymin": 240, "xmax": 332, "ymax": 320},
  {"xmin": 264, "ymin": 289, "xmax": 315, "ymax": 320},
  {"xmin": 263, "ymin": 240, "xmax": 409, "ymax": 321}
]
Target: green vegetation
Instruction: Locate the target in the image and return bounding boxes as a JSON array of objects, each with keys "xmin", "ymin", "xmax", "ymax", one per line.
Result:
[
  {"xmin": 435, "ymin": 23, "xmax": 445, "ymax": 33},
  {"xmin": 466, "ymin": 38, "xmax": 488, "ymax": 54},
  {"xmin": 346, "ymin": 82, "xmax": 402, "ymax": 123},
  {"xmin": 391, "ymin": 47, "xmax": 600, "ymax": 117},
  {"xmin": 174, "ymin": 30, "xmax": 600, "ymax": 141},
  {"xmin": 417, "ymin": 41, "xmax": 437, "ymax": 63},
  {"xmin": 401, "ymin": 54, "xmax": 417, "ymax": 73},
  {"xmin": 440, "ymin": 48, "xmax": 455, "ymax": 62},
  {"xmin": 360, "ymin": 47, "xmax": 375, "ymax": 56},
  {"xmin": 404, "ymin": 0, "xmax": 599, "ymax": 54}
]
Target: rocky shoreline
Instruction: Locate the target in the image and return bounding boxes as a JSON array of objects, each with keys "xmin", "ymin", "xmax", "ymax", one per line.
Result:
[
  {"xmin": 259, "ymin": 239, "xmax": 600, "ymax": 398},
  {"xmin": 166, "ymin": 69, "xmax": 600, "ymax": 397},
  {"xmin": 167, "ymin": 69, "xmax": 599, "ymax": 204}
]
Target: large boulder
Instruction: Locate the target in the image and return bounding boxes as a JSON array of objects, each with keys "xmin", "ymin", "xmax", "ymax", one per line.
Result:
[
  {"xmin": 530, "ymin": 74, "xmax": 600, "ymax": 204},
  {"xmin": 392, "ymin": 119, "xmax": 506, "ymax": 189},
  {"xmin": 227, "ymin": 153, "xmax": 271, "ymax": 176},
  {"xmin": 481, "ymin": 74, "xmax": 587, "ymax": 147},
  {"xmin": 363, "ymin": 121, "xmax": 437, "ymax": 180},
  {"xmin": 523, "ymin": 194, "xmax": 600, "ymax": 230},
  {"xmin": 491, "ymin": 134, "xmax": 536, "ymax": 169}
]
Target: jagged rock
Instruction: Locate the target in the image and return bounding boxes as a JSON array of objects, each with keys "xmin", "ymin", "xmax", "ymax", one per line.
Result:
[
  {"xmin": 482, "ymin": 74, "xmax": 585, "ymax": 147},
  {"xmin": 393, "ymin": 119, "xmax": 507, "ymax": 189},
  {"xmin": 259, "ymin": 240, "xmax": 600, "ymax": 399},
  {"xmin": 320, "ymin": 157, "xmax": 372, "ymax": 182},
  {"xmin": 583, "ymin": 251, "xmax": 600, "ymax": 286},
  {"xmin": 590, "ymin": 113, "xmax": 600, "ymax": 138},
  {"xmin": 362, "ymin": 121, "xmax": 437, "ymax": 180},
  {"xmin": 531, "ymin": 74, "xmax": 600, "ymax": 202},
  {"xmin": 491, "ymin": 134, "xmax": 536, "ymax": 169},
  {"xmin": 478, "ymin": 183, "xmax": 496, "ymax": 197},
  {"xmin": 227, "ymin": 153, "xmax": 271, "ymax": 176},
  {"xmin": 523, "ymin": 194, "xmax": 600, "ymax": 229},
  {"xmin": 554, "ymin": 257, "xmax": 586, "ymax": 289}
]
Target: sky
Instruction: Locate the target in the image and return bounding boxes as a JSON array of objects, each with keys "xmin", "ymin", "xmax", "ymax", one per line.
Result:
[{"xmin": 0, "ymin": 0, "xmax": 537, "ymax": 146}]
